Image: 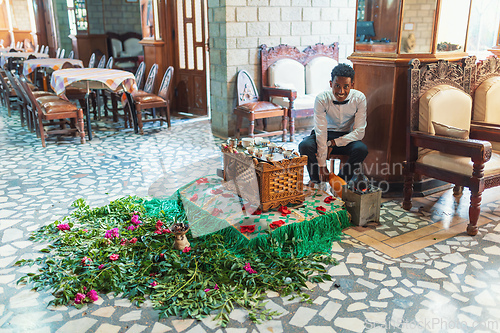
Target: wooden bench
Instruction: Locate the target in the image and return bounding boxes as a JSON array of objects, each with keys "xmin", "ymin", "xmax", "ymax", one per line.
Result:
[{"xmin": 260, "ymin": 43, "xmax": 339, "ymax": 141}]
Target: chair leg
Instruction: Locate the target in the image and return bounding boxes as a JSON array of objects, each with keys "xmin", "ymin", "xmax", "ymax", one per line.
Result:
[
  {"xmin": 453, "ymin": 185, "xmax": 463, "ymax": 197},
  {"xmin": 111, "ymin": 95, "xmax": 118, "ymax": 122},
  {"xmin": 166, "ymin": 104, "xmax": 171, "ymax": 128},
  {"xmin": 137, "ymin": 108, "xmax": 144, "ymax": 135},
  {"xmin": 281, "ymin": 114, "xmax": 287, "ymax": 142},
  {"xmin": 235, "ymin": 113, "xmax": 242, "ymax": 139},
  {"xmin": 77, "ymin": 109, "xmax": 86, "ymax": 144},
  {"xmin": 467, "ymin": 191, "xmax": 482, "ymax": 236},
  {"xmin": 402, "ymin": 162, "xmax": 413, "ymax": 210},
  {"xmin": 38, "ymin": 116, "xmax": 46, "ymax": 148},
  {"xmin": 249, "ymin": 119, "xmax": 255, "ymax": 138}
]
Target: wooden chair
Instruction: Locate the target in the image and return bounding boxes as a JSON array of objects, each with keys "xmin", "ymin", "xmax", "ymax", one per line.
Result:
[
  {"xmin": 260, "ymin": 43, "xmax": 339, "ymax": 141},
  {"xmin": 130, "ymin": 66, "xmax": 174, "ymax": 134},
  {"xmin": 97, "ymin": 56, "xmax": 106, "ymax": 68},
  {"xmin": 0, "ymin": 68, "xmax": 17, "ymax": 116},
  {"xmin": 88, "ymin": 53, "xmax": 96, "ymax": 68},
  {"xmin": 3, "ymin": 69, "xmax": 29, "ymax": 127},
  {"xmin": 105, "ymin": 57, "xmax": 114, "ymax": 69},
  {"xmin": 58, "ymin": 49, "xmax": 65, "ymax": 59},
  {"xmin": 234, "ymin": 70, "xmax": 287, "ymax": 141},
  {"xmin": 402, "ymin": 58, "xmax": 500, "ymax": 236},
  {"xmin": 102, "ymin": 62, "xmax": 145, "ymax": 127},
  {"xmin": 19, "ymin": 76, "xmax": 85, "ymax": 147},
  {"xmin": 68, "ymin": 50, "xmax": 74, "ymax": 59},
  {"xmin": 55, "ymin": 48, "xmax": 61, "ymax": 59}
]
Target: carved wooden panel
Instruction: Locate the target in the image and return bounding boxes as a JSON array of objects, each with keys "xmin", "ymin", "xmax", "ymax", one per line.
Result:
[
  {"xmin": 260, "ymin": 42, "xmax": 339, "ymax": 88},
  {"xmin": 474, "ymin": 55, "xmax": 500, "ymax": 90}
]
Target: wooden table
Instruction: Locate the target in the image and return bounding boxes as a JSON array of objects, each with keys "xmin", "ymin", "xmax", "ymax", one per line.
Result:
[
  {"xmin": 50, "ymin": 68, "xmax": 138, "ymax": 140},
  {"xmin": 0, "ymin": 52, "xmax": 48, "ymax": 67}
]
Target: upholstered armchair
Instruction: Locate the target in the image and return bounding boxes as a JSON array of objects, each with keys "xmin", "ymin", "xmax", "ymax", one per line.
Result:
[
  {"xmin": 402, "ymin": 58, "xmax": 500, "ymax": 236},
  {"xmin": 470, "ymin": 55, "xmax": 500, "ymax": 151}
]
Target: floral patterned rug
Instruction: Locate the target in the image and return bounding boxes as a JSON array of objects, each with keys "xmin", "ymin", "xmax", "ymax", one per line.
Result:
[{"xmin": 175, "ymin": 175, "xmax": 351, "ymax": 256}]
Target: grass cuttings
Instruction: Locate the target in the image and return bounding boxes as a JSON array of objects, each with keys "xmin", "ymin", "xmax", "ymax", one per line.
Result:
[{"xmin": 16, "ymin": 196, "xmax": 338, "ymax": 327}]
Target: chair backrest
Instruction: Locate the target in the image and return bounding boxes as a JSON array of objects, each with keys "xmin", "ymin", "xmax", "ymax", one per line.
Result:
[
  {"xmin": 260, "ymin": 43, "xmax": 339, "ymax": 93},
  {"xmin": 106, "ymin": 56, "xmax": 114, "ymax": 69},
  {"xmin": 59, "ymin": 49, "xmax": 65, "ymax": 59},
  {"xmin": 62, "ymin": 61, "xmax": 77, "ymax": 69},
  {"xmin": 134, "ymin": 62, "xmax": 146, "ymax": 90},
  {"xmin": 34, "ymin": 44, "xmax": 39, "ymax": 53},
  {"xmin": 408, "ymin": 58, "xmax": 475, "ymax": 138},
  {"xmin": 5, "ymin": 71, "xmax": 27, "ymax": 105},
  {"xmin": 97, "ymin": 55, "xmax": 106, "ymax": 68},
  {"xmin": 88, "ymin": 53, "xmax": 96, "ymax": 68},
  {"xmin": 472, "ymin": 55, "xmax": 500, "ymax": 124},
  {"xmin": 27, "ymin": 54, "xmax": 37, "ymax": 60},
  {"xmin": 44, "ymin": 46, "xmax": 49, "ymax": 54},
  {"xmin": 68, "ymin": 50, "xmax": 74, "ymax": 59},
  {"xmin": 236, "ymin": 70, "xmax": 259, "ymax": 106},
  {"xmin": 143, "ymin": 63, "xmax": 158, "ymax": 93},
  {"xmin": 55, "ymin": 48, "xmax": 61, "ymax": 58},
  {"xmin": 158, "ymin": 66, "xmax": 174, "ymax": 100},
  {"xmin": 19, "ymin": 76, "xmax": 43, "ymax": 116},
  {"xmin": 24, "ymin": 39, "xmax": 34, "ymax": 52}
]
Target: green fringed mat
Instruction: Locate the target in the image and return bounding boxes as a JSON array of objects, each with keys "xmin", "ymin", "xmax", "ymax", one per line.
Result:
[{"xmin": 169, "ymin": 175, "xmax": 351, "ymax": 257}]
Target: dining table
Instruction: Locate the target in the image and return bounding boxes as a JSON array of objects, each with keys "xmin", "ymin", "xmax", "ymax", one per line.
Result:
[
  {"xmin": 0, "ymin": 52, "xmax": 49, "ymax": 67},
  {"xmin": 22, "ymin": 58, "xmax": 84, "ymax": 76},
  {"xmin": 50, "ymin": 68, "xmax": 138, "ymax": 140}
]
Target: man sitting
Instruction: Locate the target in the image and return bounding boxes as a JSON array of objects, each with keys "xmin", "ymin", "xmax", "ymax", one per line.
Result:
[{"xmin": 298, "ymin": 63, "xmax": 368, "ymax": 184}]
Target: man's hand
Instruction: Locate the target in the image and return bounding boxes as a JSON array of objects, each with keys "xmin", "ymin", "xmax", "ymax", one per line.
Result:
[{"xmin": 319, "ymin": 166, "xmax": 330, "ymax": 182}]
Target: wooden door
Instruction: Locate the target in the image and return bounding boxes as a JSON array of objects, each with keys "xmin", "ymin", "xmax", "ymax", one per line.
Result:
[
  {"xmin": 41, "ymin": 0, "xmax": 58, "ymax": 56},
  {"xmin": 173, "ymin": 0, "xmax": 208, "ymax": 116}
]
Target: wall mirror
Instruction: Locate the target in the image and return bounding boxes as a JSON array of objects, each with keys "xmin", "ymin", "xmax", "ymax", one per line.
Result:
[{"xmin": 435, "ymin": 0, "xmax": 471, "ymax": 52}]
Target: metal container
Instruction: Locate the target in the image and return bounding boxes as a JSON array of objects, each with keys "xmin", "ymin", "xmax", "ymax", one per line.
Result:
[{"xmin": 342, "ymin": 186, "xmax": 382, "ymax": 226}]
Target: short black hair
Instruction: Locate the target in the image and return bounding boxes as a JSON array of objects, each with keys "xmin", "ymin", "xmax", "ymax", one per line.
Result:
[{"xmin": 331, "ymin": 63, "xmax": 355, "ymax": 82}]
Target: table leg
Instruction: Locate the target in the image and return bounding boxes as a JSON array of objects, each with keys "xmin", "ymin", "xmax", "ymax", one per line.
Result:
[
  {"xmin": 126, "ymin": 92, "xmax": 138, "ymax": 134},
  {"xmin": 85, "ymin": 83, "xmax": 93, "ymax": 141}
]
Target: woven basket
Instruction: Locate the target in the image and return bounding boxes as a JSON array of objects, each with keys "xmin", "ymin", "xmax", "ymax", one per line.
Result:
[{"xmin": 223, "ymin": 150, "xmax": 307, "ymax": 211}]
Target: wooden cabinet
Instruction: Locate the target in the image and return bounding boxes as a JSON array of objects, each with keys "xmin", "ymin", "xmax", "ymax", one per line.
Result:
[{"xmin": 350, "ymin": 0, "xmax": 473, "ymax": 194}]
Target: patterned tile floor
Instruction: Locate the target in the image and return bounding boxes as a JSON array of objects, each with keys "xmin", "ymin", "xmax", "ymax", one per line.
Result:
[{"xmin": 1, "ymin": 104, "xmax": 500, "ymax": 333}]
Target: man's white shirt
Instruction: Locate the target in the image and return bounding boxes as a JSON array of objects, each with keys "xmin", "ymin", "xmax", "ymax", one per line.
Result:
[{"xmin": 314, "ymin": 89, "xmax": 367, "ymax": 167}]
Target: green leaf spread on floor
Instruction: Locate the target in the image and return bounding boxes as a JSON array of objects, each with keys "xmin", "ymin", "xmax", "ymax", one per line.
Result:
[{"xmin": 16, "ymin": 196, "xmax": 340, "ymax": 327}]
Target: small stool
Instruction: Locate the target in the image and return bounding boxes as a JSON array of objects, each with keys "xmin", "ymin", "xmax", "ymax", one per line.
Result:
[{"xmin": 234, "ymin": 102, "xmax": 287, "ymax": 141}]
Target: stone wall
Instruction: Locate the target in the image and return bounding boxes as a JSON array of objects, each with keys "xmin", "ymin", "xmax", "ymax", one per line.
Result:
[
  {"xmin": 11, "ymin": 0, "xmax": 31, "ymax": 31},
  {"xmin": 208, "ymin": 0, "xmax": 357, "ymax": 138}
]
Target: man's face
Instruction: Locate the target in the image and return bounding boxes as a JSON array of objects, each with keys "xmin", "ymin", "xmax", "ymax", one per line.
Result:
[{"xmin": 330, "ymin": 76, "xmax": 353, "ymax": 102}]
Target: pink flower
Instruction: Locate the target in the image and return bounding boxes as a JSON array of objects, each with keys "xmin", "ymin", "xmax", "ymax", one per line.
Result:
[
  {"xmin": 130, "ymin": 237, "xmax": 137, "ymax": 244},
  {"xmin": 81, "ymin": 256, "xmax": 92, "ymax": 266},
  {"xmin": 244, "ymin": 263, "xmax": 257, "ymax": 274},
  {"xmin": 214, "ymin": 284, "xmax": 219, "ymax": 290},
  {"xmin": 204, "ymin": 288, "xmax": 211, "ymax": 292},
  {"xmin": 98, "ymin": 264, "xmax": 105, "ymax": 269},
  {"xmin": 150, "ymin": 281, "xmax": 158, "ymax": 287},
  {"xmin": 104, "ymin": 228, "xmax": 119, "ymax": 239},
  {"xmin": 156, "ymin": 220, "xmax": 163, "ymax": 228},
  {"xmin": 154, "ymin": 230, "xmax": 162, "ymax": 234},
  {"xmin": 162, "ymin": 228, "xmax": 171, "ymax": 234},
  {"xmin": 120, "ymin": 238, "xmax": 127, "ymax": 246},
  {"xmin": 196, "ymin": 177, "xmax": 209, "ymax": 184},
  {"xmin": 83, "ymin": 229, "xmax": 88, "ymax": 232},
  {"xmin": 86, "ymin": 289, "xmax": 98, "ymax": 302},
  {"xmin": 57, "ymin": 223, "xmax": 70, "ymax": 231},
  {"xmin": 131, "ymin": 215, "xmax": 142, "ymax": 225},
  {"xmin": 182, "ymin": 246, "xmax": 191, "ymax": 253},
  {"xmin": 74, "ymin": 293, "xmax": 86, "ymax": 304},
  {"xmin": 109, "ymin": 254, "xmax": 119, "ymax": 261},
  {"xmin": 127, "ymin": 225, "xmax": 136, "ymax": 231}
]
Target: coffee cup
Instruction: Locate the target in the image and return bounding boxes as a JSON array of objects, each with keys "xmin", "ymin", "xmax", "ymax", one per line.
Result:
[
  {"xmin": 268, "ymin": 142, "xmax": 277, "ymax": 152},
  {"xmin": 265, "ymin": 154, "xmax": 274, "ymax": 162},
  {"xmin": 255, "ymin": 149, "xmax": 263, "ymax": 158},
  {"xmin": 247, "ymin": 146, "xmax": 255, "ymax": 154},
  {"xmin": 283, "ymin": 149, "xmax": 293, "ymax": 158},
  {"xmin": 254, "ymin": 137, "xmax": 263, "ymax": 145},
  {"xmin": 241, "ymin": 138, "xmax": 254, "ymax": 148}
]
